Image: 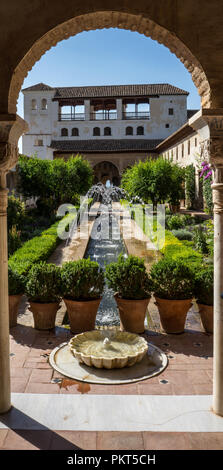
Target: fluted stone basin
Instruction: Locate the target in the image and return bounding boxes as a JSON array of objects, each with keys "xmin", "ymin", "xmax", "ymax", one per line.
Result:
[{"xmin": 69, "ymin": 330, "xmax": 148, "ymax": 369}]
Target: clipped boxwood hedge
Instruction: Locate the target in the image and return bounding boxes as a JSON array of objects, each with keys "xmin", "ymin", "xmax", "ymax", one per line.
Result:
[
  {"xmin": 8, "ymin": 215, "xmax": 73, "ymax": 275},
  {"xmin": 121, "ymin": 201, "xmax": 202, "ymax": 266}
]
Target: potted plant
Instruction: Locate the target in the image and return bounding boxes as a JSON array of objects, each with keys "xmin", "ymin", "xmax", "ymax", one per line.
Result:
[
  {"xmin": 25, "ymin": 262, "xmax": 61, "ymax": 330},
  {"xmin": 106, "ymin": 254, "xmax": 152, "ymax": 333},
  {"xmin": 8, "ymin": 266, "xmax": 24, "ymax": 327},
  {"xmin": 60, "ymin": 258, "xmax": 104, "ymax": 333},
  {"xmin": 194, "ymin": 266, "xmax": 213, "ymax": 333},
  {"xmin": 150, "ymin": 258, "xmax": 195, "ymax": 334}
]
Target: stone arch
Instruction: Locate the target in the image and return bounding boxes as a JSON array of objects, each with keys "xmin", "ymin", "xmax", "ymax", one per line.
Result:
[
  {"xmin": 93, "ymin": 160, "xmax": 120, "ymax": 185},
  {"xmin": 8, "ymin": 11, "xmax": 211, "ymax": 114}
]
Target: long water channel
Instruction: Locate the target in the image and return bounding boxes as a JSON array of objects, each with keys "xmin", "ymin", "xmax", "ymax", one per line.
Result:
[{"xmin": 84, "ymin": 203, "xmax": 127, "ymax": 326}]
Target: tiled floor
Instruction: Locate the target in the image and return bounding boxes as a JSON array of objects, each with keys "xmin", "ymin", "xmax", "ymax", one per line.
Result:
[{"xmin": 0, "ymin": 299, "xmax": 221, "ymax": 450}]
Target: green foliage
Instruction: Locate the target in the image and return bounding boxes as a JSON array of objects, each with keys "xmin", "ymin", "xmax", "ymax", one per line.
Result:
[
  {"xmin": 8, "ymin": 226, "xmax": 22, "ymax": 255},
  {"xmin": 121, "ymin": 157, "xmax": 184, "ymax": 206},
  {"xmin": 25, "ymin": 262, "xmax": 62, "ymax": 303},
  {"xmin": 7, "ymin": 194, "xmax": 25, "ymax": 230},
  {"xmin": 185, "ymin": 165, "xmax": 196, "ymax": 209},
  {"xmin": 105, "ymin": 254, "xmax": 152, "ymax": 300},
  {"xmin": 61, "ymin": 259, "xmax": 105, "ymax": 300},
  {"xmin": 150, "ymin": 258, "xmax": 195, "ymax": 300},
  {"xmin": 203, "ymin": 177, "xmax": 213, "ymax": 214},
  {"xmin": 8, "ymin": 216, "xmax": 71, "ymax": 275},
  {"xmin": 192, "ymin": 226, "xmax": 209, "ymax": 254},
  {"xmin": 166, "ymin": 214, "xmax": 195, "ymax": 230},
  {"xmin": 17, "ymin": 154, "xmax": 93, "ymax": 213},
  {"xmin": 125, "ymin": 202, "xmax": 202, "ymax": 266},
  {"xmin": 8, "ymin": 266, "xmax": 24, "ymax": 296},
  {"xmin": 194, "ymin": 266, "xmax": 213, "ymax": 305},
  {"xmin": 205, "ymin": 219, "xmax": 214, "ymax": 256},
  {"xmin": 171, "ymin": 229, "xmax": 193, "ymax": 241}
]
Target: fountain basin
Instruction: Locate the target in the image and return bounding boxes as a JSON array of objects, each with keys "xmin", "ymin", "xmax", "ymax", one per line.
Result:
[{"xmin": 69, "ymin": 330, "xmax": 148, "ymax": 369}]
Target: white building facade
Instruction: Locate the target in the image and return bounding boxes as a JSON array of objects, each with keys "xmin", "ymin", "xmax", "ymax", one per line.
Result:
[{"xmin": 22, "ymin": 83, "xmax": 189, "ymax": 162}]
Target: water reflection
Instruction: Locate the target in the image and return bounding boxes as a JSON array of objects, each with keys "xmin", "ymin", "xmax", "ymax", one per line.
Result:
[{"xmin": 84, "ymin": 207, "xmax": 127, "ymax": 326}]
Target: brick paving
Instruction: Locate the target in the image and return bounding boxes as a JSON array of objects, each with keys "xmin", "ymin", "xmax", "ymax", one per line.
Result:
[{"xmin": 0, "ymin": 296, "xmax": 219, "ymax": 450}]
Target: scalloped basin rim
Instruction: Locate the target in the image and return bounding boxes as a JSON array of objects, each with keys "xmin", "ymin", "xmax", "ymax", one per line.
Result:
[{"xmin": 69, "ymin": 330, "xmax": 149, "ymax": 369}]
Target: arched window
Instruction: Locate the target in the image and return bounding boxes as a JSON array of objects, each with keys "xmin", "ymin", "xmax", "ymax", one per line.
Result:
[
  {"xmin": 72, "ymin": 128, "xmax": 79, "ymax": 136},
  {"xmin": 31, "ymin": 99, "xmax": 37, "ymax": 110},
  {"xmin": 126, "ymin": 126, "xmax": 133, "ymax": 136},
  {"xmin": 104, "ymin": 127, "xmax": 111, "ymax": 136},
  {"xmin": 61, "ymin": 128, "xmax": 68, "ymax": 137},
  {"xmin": 137, "ymin": 126, "xmax": 144, "ymax": 135},
  {"xmin": 93, "ymin": 127, "xmax": 100, "ymax": 136},
  {"xmin": 41, "ymin": 98, "xmax": 47, "ymax": 110}
]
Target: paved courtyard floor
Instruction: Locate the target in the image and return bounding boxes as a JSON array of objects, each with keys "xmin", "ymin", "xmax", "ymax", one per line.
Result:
[{"xmin": 1, "ymin": 296, "xmax": 223, "ymax": 451}]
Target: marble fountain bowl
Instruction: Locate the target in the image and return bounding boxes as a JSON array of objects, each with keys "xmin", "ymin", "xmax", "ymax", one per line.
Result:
[{"xmin": 69, "ymin": 330, "xmax": 148, "ymax": 369}]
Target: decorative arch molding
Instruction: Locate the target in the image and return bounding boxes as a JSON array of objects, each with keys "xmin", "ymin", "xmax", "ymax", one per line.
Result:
[{"xmin": 9, "ymin": 11, "xmax": 211, "ymax": 114}]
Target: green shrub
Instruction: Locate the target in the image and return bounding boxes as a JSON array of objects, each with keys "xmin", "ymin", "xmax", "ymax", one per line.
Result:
[
  {"xmin": 7, "ymin": 194, "xmax": 25, "ymax": 230},
  {"xmin": 8, "ymin": 218, "xmax": 68, "ymax": 275},
  {"xmin": 61, "ymin": 258, "xmax": 104, "ymax": 300},
  {"xmin": 150, "ymin": 258, "xmax": 195, "ymax": 300},
  {"xmin": 106, "ymin": 254, "xmax": 152, "ymax": 300},
  {"xmin": 8, "ymin": 226, "xmax": 22, "ymax": 255},
  {"xmin": 194, "ymin": 266, "xmax": 213, "ymax": 305},
  {"xmin": 166, "ymin": 214, "xmax": 195, "ymax": 230},
  {"xmin": 25, "ymin": 262, "xmax": 62, "ymax": 303},
  {"xmin": 8, "ymin": 266, "xmax": 24, "ymax": 295},
  {"xmin": 203, "ymin": 177, "xmax": 213, "ymax": 214},
  {"xmin": 192, "ymin": 226, "xmax": 209, "ymax": 254},
  {"xmin": 185, "ymin": 165, "xmax": 196, "ymax": 209},
  {"xmin": 171, "ymin": 229, "xmax": 193, "ymax": 241}
]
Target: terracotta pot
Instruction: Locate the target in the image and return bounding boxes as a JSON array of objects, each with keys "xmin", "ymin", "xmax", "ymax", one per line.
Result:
[
  {"xmin": 197, "ymin": 303, "xmax": 213, "ymax": 333},
  {"xmin": 115, "ymin": 295, "xmax": 150, "ymax": 334},
  {"xmin": 29, "ymin": 301, "xmax": 59, "ymax": 330},
  {"xmin": 9, "ymin": 294, "xmax": 23, "ymax": 328},
  {"xmin": 63, "ymin": 297, "xmax": 101, "ymax": 334},
  {"xmin": 155, "ymin": 296, "xmax": 192, "ymax": 334}
]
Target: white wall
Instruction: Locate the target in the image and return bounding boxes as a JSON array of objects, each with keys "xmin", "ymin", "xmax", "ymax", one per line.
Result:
[{"xmin": 22, "ymin": 91, "xmax": 188, "ymax": 159}]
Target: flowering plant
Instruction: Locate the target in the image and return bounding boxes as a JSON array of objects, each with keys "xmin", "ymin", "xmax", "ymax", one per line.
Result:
[{"xmin": 200, "ymin": 162, "xmax": 212, "ymax": 181}]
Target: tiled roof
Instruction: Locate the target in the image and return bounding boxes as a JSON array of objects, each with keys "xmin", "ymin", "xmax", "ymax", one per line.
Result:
[
  {"xmin": 50, "ymin": 139, "xmax": 162, "ymax": 153},
  {"xmin": 53, "ymin": 84, "xmax": 189, "ymax": 99},
  {"xmin": 22, "ymin": 83, "xmax": 55, "ymax": 92},
  {"xmin": 22, "ymin": 82, "xmax": 189, "ymax": 98}
]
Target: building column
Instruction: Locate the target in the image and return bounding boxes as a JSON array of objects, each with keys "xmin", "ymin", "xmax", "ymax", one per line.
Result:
[
  {"xmin": 0, "ymin": 172, "xmax": 10, "ymax": 413},
  {"xmin": 199, "ymin": 112, "xmax": 223, "ymax": 417},
  {"xmin": 212, "ymin": 165, "xmax": 223, "ymax": 416},
  {"xmin": 0, "ymin": 115, "xmax": 28, "ymax": 414},
  {"xmin": 116, "ymin": 99, "xmax": 123, "ymax": 120},
  {"xmin": 84, "ymin": 100, "xmax": 91, "ymax": 121}
]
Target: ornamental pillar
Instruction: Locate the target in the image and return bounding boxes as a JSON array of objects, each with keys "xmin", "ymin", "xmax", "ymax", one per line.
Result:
[
  {"xmin": 0, "ymin": 114, "xmax": 28, "ymax": 413},
  {"xmin": 116, "ymin": 99, "xmax": 123, "ymax": 120},
  {"xmin": 200, "ymin": 111, "xmax": 223, "ymax": 416}
]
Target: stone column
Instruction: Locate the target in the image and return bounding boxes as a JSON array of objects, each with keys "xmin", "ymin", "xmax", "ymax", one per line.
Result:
[
  {"xmin": 116, "ymin": 99, "xmax": 123, "ymax": 120},
  {"xmin": 0, "ymin": 172, "xmax": 10, "ymax": 413},
  {"xmin": 200, "ymin": 112, "xmax": 223, "ymax": 417},
  {"xmin": 0, "ymin": 115, "xmax": 28, "ymax": 414},
  {"xmin": 212, "ymin": 165, "xmax": 223, "ymax": 416},
  {"xmin": 84, "ymin": 100, "xmax": 91, "ymax": 121}
]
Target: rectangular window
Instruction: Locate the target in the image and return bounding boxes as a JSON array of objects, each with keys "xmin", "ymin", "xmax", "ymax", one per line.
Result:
[
  {"xmin": 188, "ymin": 140, "xmax": 190, "ymax": 155},
  {"xmin": 195, "ymin": 137, "xmax": 197, "ymax": 147},
  {"xmin": 168, "ymin": 108, "xmax": 174, "ymax": 115},
  {"xmin": 182, "ymin": 143, "xmax": 184, "ymax": 158},
  {"xmin": 176, "ymin": 147, "xmax": 178, "ymax": 160},
  {"xmin": 34, "ymin": 139, "xmax": 43, "ymax": 146}
]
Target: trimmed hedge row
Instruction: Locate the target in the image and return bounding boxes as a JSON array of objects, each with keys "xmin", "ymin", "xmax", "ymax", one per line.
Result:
[
  {"xmin": 121, "ymin": 201, "xmax": 202, "ymax": 266},
  {"xmin": 8, "ymin": 213, "xmax": 75, "ymax": 275}
]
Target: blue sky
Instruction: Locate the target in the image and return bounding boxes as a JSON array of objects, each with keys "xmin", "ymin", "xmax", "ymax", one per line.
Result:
[{"xmin": 18, "ymin": 29, "xmax": 201, "ymax": 149}]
